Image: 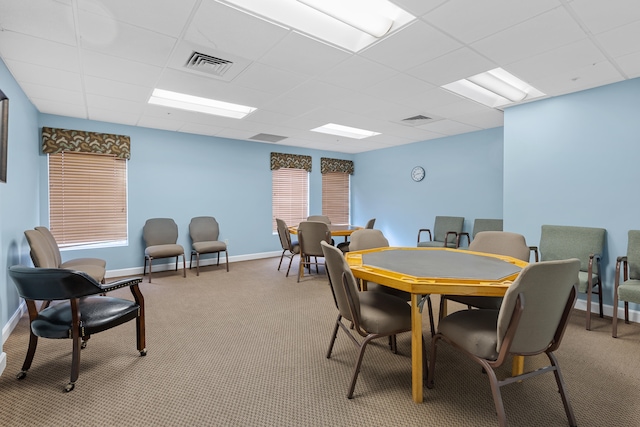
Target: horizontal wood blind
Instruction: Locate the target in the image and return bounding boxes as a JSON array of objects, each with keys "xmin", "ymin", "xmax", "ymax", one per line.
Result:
[
  {"xmin": 272, "ymin": 168, "xmax": 308, "ymax": 231},
  {"xmin": 49, "ymin": 151, "xmax": 127, "ymax": 247},
  {"xmin": 322, "ymin": 172, "xmax": 349, "ymax": 225}
]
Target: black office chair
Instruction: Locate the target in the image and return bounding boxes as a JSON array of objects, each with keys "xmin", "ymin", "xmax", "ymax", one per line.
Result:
[{"xmin": 8, "ymin": 266, "xmax": 146, "ymax": 392}]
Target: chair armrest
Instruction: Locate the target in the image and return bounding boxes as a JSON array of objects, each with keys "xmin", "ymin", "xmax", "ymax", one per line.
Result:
[
  {"xmin": 444, "ymin": 231, "xmax": 459, "ymax": 247},
  {"xmin": 100, "ymin": 277, "xmax": 143, "ymax": 293},
  {"xmin": 417, "ymin": 229, "xmax": 432, "ymax": 244},
  {"xmin": 615, "ymin": 256, "xmax": 628, "ymax": 287},
  {"xmin": 458, "ymin": 232, "xmax": 470, "ymax": 247},
  {"xmin": 529, "ymin": 246, "xmax": 539, "ymax": 262}
]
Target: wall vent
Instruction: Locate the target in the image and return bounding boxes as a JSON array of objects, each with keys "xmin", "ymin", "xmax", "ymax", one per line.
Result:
[
  {"xmin": 185, "ymin": 51, "xmax": 234, "ymax": 77},
  {"xmin": 250, "ymin": 133, "xmax": 288, "ymax": 143}
]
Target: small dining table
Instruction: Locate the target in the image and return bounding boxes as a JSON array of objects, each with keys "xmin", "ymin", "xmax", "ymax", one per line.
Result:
[
  {"xmin": 345, "ymin": 247, "xmax": 528, "ymax": 403},
  {"xmin": 288, "ymin": 224, "xmax": 362, "ymax": 239}
]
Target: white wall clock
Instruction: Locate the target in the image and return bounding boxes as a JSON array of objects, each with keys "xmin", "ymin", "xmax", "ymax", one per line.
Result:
[{"xmin": 411, "ymin": 166, "xmax": 425, "ymax": 182}]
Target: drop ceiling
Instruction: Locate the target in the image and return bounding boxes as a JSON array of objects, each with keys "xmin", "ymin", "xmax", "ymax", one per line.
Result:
[{"xmin": 1, "ymin": 0, "xmax": 639, "ymax": 154}]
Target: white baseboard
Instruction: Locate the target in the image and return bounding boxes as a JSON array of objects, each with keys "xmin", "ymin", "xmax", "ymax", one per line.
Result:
[
  {"xmin": 2, "ymin": 300, "xmax": 26, "ymax": 345},
  {"xmin": 0, "ymin": 352, "xmax": 5, "ymax": 377},
  {"xmin": 105, "ymin": 250, "xmax": 281, "ymax": 278},
  {"xmin": 575, "ymin": 299, "xmax": 640, "ymax": 323}
]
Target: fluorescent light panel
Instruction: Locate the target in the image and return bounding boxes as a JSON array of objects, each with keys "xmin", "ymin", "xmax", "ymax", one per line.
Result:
[
  {"xmin": 148, "ymin": 88, "xmax": 256, "ymax": 119},
  {"xmin": 311, "ymin": 123, "xmax": 380, "ymax": 139},
  {"xmin": 297, "ymin": 0, "xmax": 392, "ymax": 38},
  {"xmin": 442, "ymin": 68, "xmax": 545, "ymax": 108},
  {"xmin": 216, "ymin": 0, "xmax": 414, "ymax": 52}
]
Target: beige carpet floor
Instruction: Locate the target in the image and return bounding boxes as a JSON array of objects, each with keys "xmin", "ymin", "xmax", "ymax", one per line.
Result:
[{"xmin": 0, "ymin": 257, "xmax": 639, "ymax": 426}]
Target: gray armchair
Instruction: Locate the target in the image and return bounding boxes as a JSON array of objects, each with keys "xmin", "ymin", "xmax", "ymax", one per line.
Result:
[
  {"xmin": 530, "ymin": 224, "xmax": 606, "ymax": 330},
  {"xmin": 613, "ymin": 230, "xmax": 640, "ymax": 338},
  {"xmin": 189, "ymin": 216, "xmax": 229, "ymax": 276},
  {"xmin": 427, "ymin": 259, "xmax": 580, "ymax": 427},
  {"xmin": 143, "ymin": 218, "xmax": 186, "ymax": 283},
  {"xmin": 321, "ymin": 241, "xmax": 412, "ymax": 399},
  {"xmin": 417, "ymin": 216, "xmax": 464, "ymax": 248},
  {"xmin": 441, "ymin": 231, "xmax": 530, "ymax": 313}
]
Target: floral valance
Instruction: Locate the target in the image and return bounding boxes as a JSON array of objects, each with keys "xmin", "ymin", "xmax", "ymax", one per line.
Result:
[
  {"xmin": 270, "ymin": 152, "xmax": 312, "ymax": 172},
  {"xmin": 42, "ymin": 127, "xmax": 131, "ymax": 159},
  {"xmin": 321, "ymin": 157, "xmax": 354, "ymax": 175}
]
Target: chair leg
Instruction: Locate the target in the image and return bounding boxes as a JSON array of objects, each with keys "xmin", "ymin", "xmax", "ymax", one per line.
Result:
[
  {"xmin": 147, "ymin": 257, "xmax": 153, "ymax": 283},
  {"xmin": 17, "ymin": 330, "xmax": 38, "ymax": 379},
  {"xmin": 481, "ymin": 359, "xmax": 508, "ymax": 427},
  {"xmin": 326, "ymin": 316, "xmax": 341, "ymax": 358},
  {"xmin": 277, "ymin": 250, "xmax": 285, "ymax": 271},
  {"xmin": 425, "ymin": 295, "xmax": 436, "ymax": 337},
  {"xmin": 285, "ymin": 254, "xmax": 294, "ymax": 277},
  {"xmin": 426, "ymin": 334, "xmax": 441, "ymax": 389},
  {"xmin": 548, "ymin": 352, "xmax": 577, "ymax": 427},
  {"xmin": 182, "ymin": 254, "xmax": 186, "ymax": 278},
  {"xmin": 586, "ymin": 283, "xmax": 592, "ymax": 330},
  {"xmin": 598, "ymin": 281, "xmax": 604, "ymax": 318},
  {"xmin": 347, "ymin": 334, "xmax": 376, "ymax": 399},
  {"xmin": 189, "ymin": 252, "xmax": 194, "ymax": 270},
  {"xmin": 196, "ymin": 252, "xmax": 200, "ymax": 276},
  {"xmin": 225, "ymin": 250, "xmax": 229, "ymax": 272}
]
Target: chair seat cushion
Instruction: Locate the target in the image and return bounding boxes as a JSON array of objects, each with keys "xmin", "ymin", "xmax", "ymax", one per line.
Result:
[
  {"xmin": 61, "ymin": 263, "xmax": 106, "ymax": 283},
  {"xmin": 290, "ymin": 242, "xmax": 300, "ymax": 254},
  {"xmin": 358, "ymin": 291, "xmax": 411, "ymax": 334},
  {"xmin": 61, "ymin": 257, "xmax": 107, "ymax": 268},
  {"xmin": 193, "ymin": 241, "xmax": 226, "ymax": 253},
  {"xmin": 145, "ymin": 244, "xmax": 184, "ymax": 258},
  {"xmin": 444, "ymin": 295, "xmax": 503, "ymax": 310},
  {"xmin": 438, "ymin": 309, "xmax": 500, "ymax": 360},
  {"xmin": 31, "ymin": 296, "xmax": 140, "ymax": 339},
  {"xmin": 417, "ymin": 241, "xmax": 456, "ymax": 248},
  {"xmin": 577, "ymin": 271, "xmax": 599, "ymax": 293},
  {"xmin": 619, "ymin": 279, "xmax": 640, "ymax": 303}
]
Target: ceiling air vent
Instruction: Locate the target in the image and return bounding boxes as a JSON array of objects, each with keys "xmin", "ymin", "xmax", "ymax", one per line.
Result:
[
  {"xmin": 395, "ymin": 114, "xmax": 442, "ymax": 127},
  {"xmin": 250, "ymin": 133, "xmax": 288, "ymax": 143},
  {"xmin": 185, "ymin": 51, "xmax": 234, "ymax": 78}
]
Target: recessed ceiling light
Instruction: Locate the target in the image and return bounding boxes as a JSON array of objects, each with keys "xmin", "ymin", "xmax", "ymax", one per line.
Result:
[
  {"xmin": 216, "ymin": 0, "xmax": 415, "ymax": 52},
  {"xmin": 442, "ymin": 68, "xmax": 545, "ymax": 108},
  {"xmin": 311, "ymin": 123, "xmax": 381, "ymax": 139},
  {"xmin": 148, "ymin": 88, "xmax": 256, "ymax": 119}
]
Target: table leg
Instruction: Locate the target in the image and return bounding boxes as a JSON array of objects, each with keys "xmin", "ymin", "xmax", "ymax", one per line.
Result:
[
  {"xmin": 512, "ymin": 355, "xmax": 524, "ymax": 376},
  {"xmin": 411, "ymin": 294, "xmax": 423, "ymax": 403}
]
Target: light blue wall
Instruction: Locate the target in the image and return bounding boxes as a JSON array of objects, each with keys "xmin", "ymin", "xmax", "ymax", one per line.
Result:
[
  {"xmin": 352, "ymin": 127, "xmax": 504, "ymax": 246},
  {"xmin": 0, "ymin": 60, "xmax": 41, "ymax": 343},
  {"xmin": 37, "ymin": 114, "xmax": 354, "ymax": 271},
  {"xmin": 504, "ymin": 77, "xmax": 640, "ymax": 310}
]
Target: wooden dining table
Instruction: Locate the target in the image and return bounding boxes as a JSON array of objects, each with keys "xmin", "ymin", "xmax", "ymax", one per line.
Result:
[
  {"xmin": 288, "ymin": 224, "xmax": 362, "ymax": 238},
  {"xmin": 345, "ymin": 247, "xmax": 528, "ymax": 403}
]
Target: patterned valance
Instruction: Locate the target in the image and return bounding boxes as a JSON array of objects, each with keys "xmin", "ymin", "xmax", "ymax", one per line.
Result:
[
  {"xmin": 42, "ymin": 127, "xmax": 131, "ymax": 159},
  {"xmin": 270, "ymin": 152, "xmax": 312, "ymax": 172},
  {"xmin": 321, "ymin": 157, "xmax": 354, "ymax": 175}
]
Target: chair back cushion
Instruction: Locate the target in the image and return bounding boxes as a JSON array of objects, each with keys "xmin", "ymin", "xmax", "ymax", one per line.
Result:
[
  {"xmin": 298, "ymin": 221, "xmax": 330, "ymax": 257},
  {"xmin": 349, "ymin": 229, "xmax": 389, "ymax": 251},
  {"xmin": 143, "ymin": 218, "xmax": 179, "ymax": 246},
  {"xmin": 189, "ymin": 216, "xmax": 220, "ymax": 243},
  {"xmin": 24, "ymin": 230, "xmax": 58, "ymax": 268},
  {"xmin": 497, "ymin": 258, "xmax": 580, "ymax": 354},
  {"xmin": 472, "ymin": 219, "xmax": 503, "ymax": 238},
  {"xmin": 433, "ymin": 216, "xmax": 464, "ymax": 244},
  {"xmin": 627, "ymin": 230, "xmax": 640, "ymax": 280},
  {"xmin": 321, "ymin": 241, "xmax": 360, "ymax": 321},
  {"xmin": 307, "ymin": 215, "xmax": 331, "ymax": 224},
  {"xmin": 365, "ymin": 218, "xmax": 376, "ymax": 229},
  {"xmin": 276, "ymin": 218, "xmax": 293, "ymax": 251},
  {"xmin": 34, "ymin": 226, "xmax": 62, "ymax": 267},
  {"xmin": 9, "ymin": 266, "xmax": 102, "ymax": 301},
  {"xmin": 539, "ymin": 225, "xmax": 605, "ymax": 272},
  {"xmin": 469, "ymin": 231, "xmax": 530, "ymax": 262}
]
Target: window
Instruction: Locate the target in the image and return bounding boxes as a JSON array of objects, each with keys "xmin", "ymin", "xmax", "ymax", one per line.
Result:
[
  {"xmin": 272, "ymin": 168, "xmax": 308, "ymax": 231},
  {"xmin": 49, "ymin": 151, "xmax": 127, "ymax": 248},
  {"xmin": 322, "ymin": 172, "xmax": 350, "ymax": 224}
]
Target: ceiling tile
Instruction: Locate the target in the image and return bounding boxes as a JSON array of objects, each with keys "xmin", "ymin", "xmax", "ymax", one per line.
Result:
[
  {"xmin": 569, "ymin": 0, "xmax": 640, "ymax": 34},
  {"xmin": 407, "ymin": 47, "xmax": 497, "ymax": 86},
  {"xmin": 596, "ymin": 20, "xmax": 640, "ymax": 59},
  {"xmin": 616, "ymin": 51, "xmax": 640, "ymax": 78},
  {"xmin": 361, "ymin": 21, "xmax": 462, "ymax": 72},
  {"xmin": 82, "ymin": 51, "xmax": 163, "ymax": 86},
  {"xmin": 0, "ymin": 32, "xmax": 80, "ymax": 72},
  {"xmin": 0, "ymin": 0, "xmax": 76, "ymax": 45},
  {"xmin": 20, "ymin": 82, "xmax": 84, "ymax": 105},
  {"xmin": 84, "ymin": 76, "xmax": 152, "ymax": 103},
  {"xmin": 5, "ymin": 60, "xmax": 82, "ymax": 92},
  {"xmin": 471, "ymin": 7, "xmax": 587, "ymax": 65},
  {"xmin": 318, "ymin": 56, "xmax": 397, "ymax": 90},
  {"xmin": 233, "ymin": 62, "xmax": 309, "ymax": 95}
]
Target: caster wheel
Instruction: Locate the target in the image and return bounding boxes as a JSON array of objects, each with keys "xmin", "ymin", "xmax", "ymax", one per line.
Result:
[
  {"xmin": 81, "ymin": 341, "xmax": 87, "ymax": 349},
  {"xmin": 64, "ymin": 382, "xmax": 75, "ymax": 392},
  {"xmin": 140, "ymin": 349, "xmax": 147, "ymax": 356},
  {"xmin": 16, "ymin": 371, "xmax": 27, "ymax": 380}
]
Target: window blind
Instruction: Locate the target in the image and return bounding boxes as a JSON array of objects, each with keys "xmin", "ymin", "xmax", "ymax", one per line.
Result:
[
  {"xmin": 322, "ymin": 172, "xmax": 350, "ymax": 225},
  {"xmin": 49, "ymin": 151, "xmax": 127, "ymax": 247},
  {"xmin": 272, "ymin": 168, "xmax": 308, "ymax": 231}
]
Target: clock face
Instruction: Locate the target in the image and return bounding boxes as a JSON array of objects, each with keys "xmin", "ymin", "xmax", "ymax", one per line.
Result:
[{"xmin": 411, "ymin": 166, "xmax": 425, "ymax": 182}]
